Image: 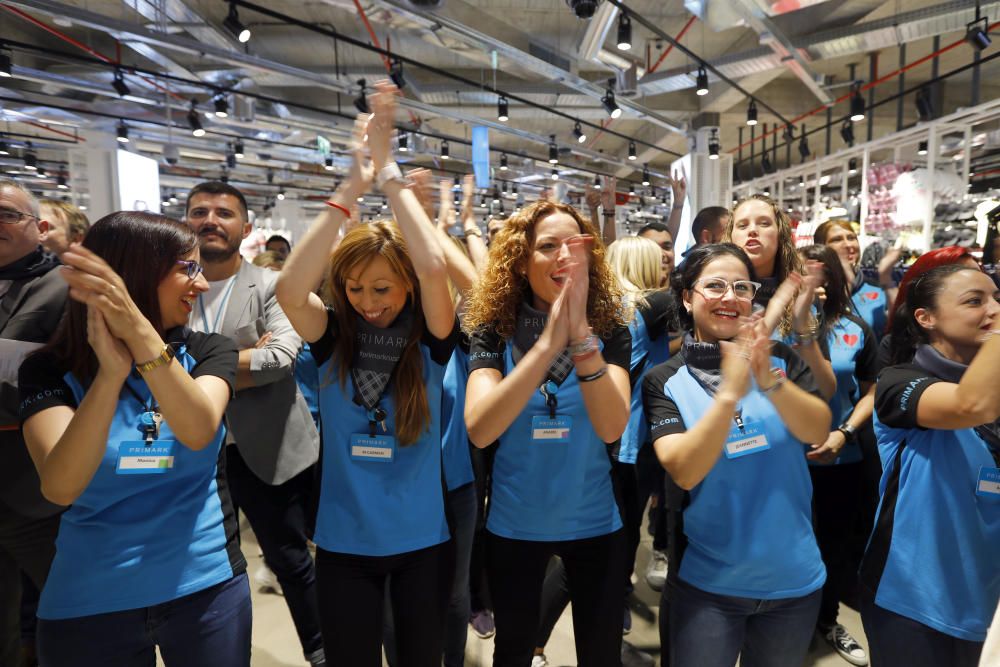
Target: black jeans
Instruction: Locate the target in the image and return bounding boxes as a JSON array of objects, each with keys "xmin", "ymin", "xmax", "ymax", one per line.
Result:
[
  {"xmin": 861, "ymin": 592, "xmax": 983, "ymax": 667},
  {"xmin": 636, "ymin": 441, "xmax": 668, "ymax": 551},
  {"xmin": 225, "ymin": 446, "xmax": 322, "ymax": 657},
  {"xmin": 469, "ymin": 442, "xmax": 497, "ymax": 613},
  {"xmin": 487, "ymin": 529, "xmax": 626, "ymax": 667},
  {"xmin": 810, "ymin": 462, "xmax": 864, "ymax": 628},
  {"xmin": 316, "ymin": 542, "xmax": 453, "ymax": 667},
  {"xmin": 0, "ymin": 504, "xmax": 60, "ymax": 667}
]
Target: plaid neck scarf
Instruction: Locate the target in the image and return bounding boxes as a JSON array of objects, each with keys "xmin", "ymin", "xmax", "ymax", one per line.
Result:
[
  {"xmin": 682, "ymin": 333, "xmax": 723, "ymax": 397},
  {"xmin": 512, "ymin": 301, "xmax": 574, "ymax": 386},
  {"xmin": 350, "ymin": 304, "xmax": 414, "ymax": 411}
]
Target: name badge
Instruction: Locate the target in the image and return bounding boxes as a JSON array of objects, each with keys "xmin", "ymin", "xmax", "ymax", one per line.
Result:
[
  {"xmin": 531, "ymin": 415, "xmax": 571, "ymax": 444},
  {"xmin": 116, "ymin": 440, "xmax": 176, "ymax": 474},
  {"xmin": 351, "ymin": 433, "xmax": 395, "ymax": 462},
  {"xmin": 724, "ymin": 421, "xmax": 770, "ymax": 459},
  {"xmin": 976, "ymin": 466, "xmax": 1000, "ymax": 497}
]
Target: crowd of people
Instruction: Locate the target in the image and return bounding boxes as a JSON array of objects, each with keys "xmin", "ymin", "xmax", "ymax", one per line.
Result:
[{"xmin": 0, "ymin": 79, "xmax": 998, "ymax": 667}]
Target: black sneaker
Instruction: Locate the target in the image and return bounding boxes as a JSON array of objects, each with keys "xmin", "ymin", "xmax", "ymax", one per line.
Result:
[{"xmin": 824, "ymin": 624, "xmax": 868, "ymax": 666}]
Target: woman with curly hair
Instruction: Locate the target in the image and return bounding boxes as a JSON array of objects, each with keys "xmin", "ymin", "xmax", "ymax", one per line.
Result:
[{"xmin": 463, "ymin": 200, "xmax": 632, "ymax": 667}]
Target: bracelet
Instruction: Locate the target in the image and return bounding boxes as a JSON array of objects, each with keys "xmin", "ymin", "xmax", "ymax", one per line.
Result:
[
  {"xmin": 571, "ymin": 348, "xmax": 599, "ymax": 364},
  {"xmin": 325, "ymin": 201, "xmax": 351, "ymax": 217},
  {"xmin": 577, "ymin": 365, "xmax": 607, "ymax": 383},
  {"xmin": 759, "ymin": 367, "xmax": 787, "ymax": 395},
  {"xmin": 567, "ymin": 333, "xmax": 598, "ymax": 358},
  {"xmin": 375, "ymin": 162, "xmax": 405, "ymax": 190},
  {"xmin": 792, "ymin": 321, "xmax": 820, "ymax": 345},
  {"xmin": 463, "ymin": 227, "xmax": 482, "ymax": 238},
  {"xmin": 837, "ymin": 422, "xmax": 857, "ymax": 442},
  {"xmin": 136, "ymin": 344, "xmax": 175, "ymax": 375}
]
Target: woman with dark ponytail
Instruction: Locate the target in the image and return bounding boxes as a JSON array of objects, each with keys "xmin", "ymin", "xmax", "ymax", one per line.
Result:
[{"xmin": 863, "ymin": 264, "xmax": 1000, "ymax": 666}]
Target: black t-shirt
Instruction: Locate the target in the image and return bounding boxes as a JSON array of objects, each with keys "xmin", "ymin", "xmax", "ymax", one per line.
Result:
[
  {"xmin": 19, "ymin": 329, "xmax": 238, "ymax": 421},
  {"xmin": 874, "ymin": 363, "xmax": 943, "ymax": 430},
  {"xmin": 310, "ymin": 307, "xmax": 459, "ymax": 368},
  {"xmin": 468, "ymin": 324, "xmax": 632, "ymax": 375},
  {"xmin": 643, "ymin": 340, "xmax": 820, "ymax": 442},
  {"xmin": 636, "ymin": 289, "xmax": 676, "ymax": 343}
]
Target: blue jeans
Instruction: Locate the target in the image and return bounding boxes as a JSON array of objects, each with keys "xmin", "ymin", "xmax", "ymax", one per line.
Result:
[
  {"xmin": 37, "ymin": 572, "xmax": 252, "ymax": 667},
  {"xmin": 861, "ymin": 593, "xmax": 983, "ymax": 667},
  {"xmin": 669, "ymin": 577, "xmax": 821, "ymax": 667}
]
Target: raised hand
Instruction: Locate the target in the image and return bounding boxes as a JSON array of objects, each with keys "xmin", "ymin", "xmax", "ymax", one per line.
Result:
[
  {"xmin": 793, "ymin": 260, "xmax": 824, "ymax": 329},
  {"xmin": 585, "ymin": 184, "xmax": 601, "ymax": 211},
  {"xmin": 404, "ymin": 168, "xmax": 436, "ymax": 221},
  {"xmin": 564, "ymin": 235, "xmax": 594, "ymax": 341},
  {"xmin": 344, "ymin": 114, "xmax": 374, "ymax": 198},
  {"xmin": 539, "ymin": 276, "xmax": 572, "ymax": 352},
  {"xmin": 718, "ymin": 318, "xmax": 754, "ymax": 400},
  {"xmin": 367, "ymin": 79, "xmax": 399, "ymax": 170},
  {"xmin": 61, "ymin": 244, "xmax": 144, "ymax": 343},
  {"xmin": 600, "ymin": 176, "xmax": 617, "ymax": 211},
  {"xmin": 669, "ymin": 166, "xmax": 687, "ymax": 208},
  {"xmin": 87, "ymin": 305, "xmax": 132, "ymax": 382}
]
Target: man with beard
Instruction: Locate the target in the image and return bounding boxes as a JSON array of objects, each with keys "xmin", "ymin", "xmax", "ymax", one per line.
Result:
[
  {"xmin": 185, "ymin": 182, "xmax": 324, "ymax": 666},
  {"xmin": 0, "ymin": 178, "xmax": 66, "ymax": 667}
]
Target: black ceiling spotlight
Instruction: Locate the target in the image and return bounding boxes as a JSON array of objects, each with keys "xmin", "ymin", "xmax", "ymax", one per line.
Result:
[
  {"xmin": 499, "ymin": 152, "xmax": 508, "ymax": 170},
  {"xmin": 550, "ymin": 168, "xmax": 559, "ymax": 181},
  {"xmin": 188, "ymin": 99, "xmax": 205, "ymax": 137},
  {"xmin": 266, "ymin": 169, "xmax": 274, "ymax": 184},
  {"xmin": 0, "ymin": 137, "xmax": 9, "ymax": 155},
  {"xmin": 36, "ymin": 166, "xmax": 46, "ymax": 178},
  {"xmin": 501, "ymin": 180, "xmax": 508, "ymax": 194},
  {"xmin": 918, "ymin": 140, "xmax": 928, "ymax": 155},
  {"xmin": 916, "ymin": 86, "xmax": 934, "ymax": 121},
  {"xmin": 324, "ymin": 156, "xmax": 335, "ymax": 171},
  {"xmin": 594, "ymin": 174, "xmax": 601, "ymax": 189},
  {"xmin": 233, "ymin": 138, "xmax": 244, "ymax": 158},
  {"xmin": 567, "ymin": 0, "xmax": 601, "ymax": 19},
  {"xmin": 354, "ymin": 79, "xmax": 369, "ymax": 114},
  {"xmin": 116, "ymin": 119, "xmax": 129, "ymax": 144},
  {"xmin": 761, "ymin": 152, "xmax": 772, "ymax": 173},
  {"xmin": 601, "ymin": 85, "xmax": 622, "ymax": 119},
  {"xmin": 782, "ymin": 124, "xmax": 794, "ymax": 141},
  {"xmin": 440, "ymin": 140, "xmax": 449, "ymax": 160},
  {"xmin": 708, "ymin": 128, "xmax": 720, "ymax": 159},
  {"xmin": 276, "ymin": 188, "xmax": 285, "ymax": 201},
  {"xmin": 617, "ymin": 11, "xmax": 632, "ymax": 51},
  {"xmin": 57, "ymin": 174, "xmax": 68, "ymax": 189},
  {"xmin": 497, "ymin": 95, "xmax": 509, "ymax": 122},
  {"xmin": 628, "ymin": 140, "xmax": 637, "ymax": 160},
  {"xmin": 840, "ymin": 119, "xmax": 855, "ymax": 146},
  {"xmin": 226, "ymin": 150, "xmax": 236, "ymax": 168},
  {"xmin": 23, "ymin": 141, "xmax": 37, "ymax": 171},
  {"xmin": 223, "ymin": 1, "xmax": 251, "ymax": 43},
  {"xmin": 746, "ymin": 98, "xmax": 758, "ymax": 126},
  {"xmin": 492, "ymin": 186, "xmax": 500, "ymax": 204},
  {"xmin": 966, "ymin": 15, "xmax": 992, "ymax": 51},
  {"xmin": 696, "ymin": 66, "xmax": 709, "ymax": 96},
  {"xmin": 548, "ymin": 135, "xmax": 559, "ymax": 164},
  {"xmin": 849, "ymin": 82, "xmax": 865, "ymax": 121},
  {"xmin": 0, "ymin": 46, "xmax": 11, "ymax": 78},
  {"xmin": 398, "ymin": 132, "xmax": 409, "ymax": 152},
  {"xmin": 112, "ymin": 68, "xmax": 130, "ymax": 97},
  {"xmin": 628, "ymin": 182, "xmax": 635, "ymax": 195},
  {"xmin": 389, "ymin": 58, "xmax": 406, "ymax": 89},
  {"xmin": 848, "ymin": 157, "xmax": 858, "ymax": 175},
  {"xmin": 799, "ymin": 125, "xmax": 810, "ymax": 160},
  {"xmin": 573, "ymin": 121, "xmax": 587, "ymax": 144},
  {"xmin": 219, "ymin": 169, "xmax": 229, "ymax": 184},
  {"xmin": 214, "ymin": 94, "xmax": 229, "ymax": 118},
  {"xmin": 642, "ymin": 164, "xmax": 650, "ymax": 186}
]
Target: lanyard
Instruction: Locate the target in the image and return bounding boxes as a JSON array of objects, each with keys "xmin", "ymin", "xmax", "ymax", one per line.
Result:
[
  {"xmin": 198, "ymin": 277, "xmax": 236, "ymax": 334},
  {"xmin": 124, "ymin": 376, "xmax": 161, "ymax": 443},
  {"xmin": 539, "ymin": 380, "xmax": 559, "ymax": 419}
]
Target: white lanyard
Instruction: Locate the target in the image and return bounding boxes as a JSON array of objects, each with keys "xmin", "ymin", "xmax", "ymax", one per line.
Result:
[{"xmin": 198, "ymin": 278, "xmax": 236, "ymax": 334}]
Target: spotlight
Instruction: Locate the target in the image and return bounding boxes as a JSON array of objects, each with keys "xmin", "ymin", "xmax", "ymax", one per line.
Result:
[
  {"xmin": 918, "ymin": 141, "xmax": 928, "ymax": 156},
  {"xmin": 493, "ymin": 186, "xmax": 500, "ymax": 204},
  {"xmin": 916, "ymin": 87, "xmax": 934, "ymax": 121},
  {"xmin": 628, "ymin": 141, "xmax": 636, "ymax": 160},
  {"xmin": 277, "ymin": 189, "xmax": 285, "ymax": 201},
  {"xmin": 219, "ymin": 170, "xmax": 229, "ymax": 184},
  {"xmin": 840, "ymin": 119, "xmax": 854, "ymax": 146},
  {"xmin": 548, "ymin": 135, "xmax": 559, "ymax": 164},
  {"xmin": 389, "ymin": 58, "xmax": 406, "ymax": 89},
  {"xmin": 502, "ymin": 181, "xmax": 508, "ymax": 194},
  {"xmin": 848, "ymin": 158, "xmax": 858, "ymax": 175},
  {"xmin": 601, "ymin": 86, "xmax": 622, "ymax": 119},
  {"xmin": 23, "ymin": 142, "xmax": 36, "ymax": 170},
  {"xmin": 551, "ymin": 168, "xmax": 559, "ymax": 181},
  {"xmin": 497, "ymin": 95, "xmax": 509, "ymax": 122},
  {"xmin": 642, "ymin": 164, "xmax": 650, "ymax": 186},
  {"xmin": 696, "ymin": 66, "xmax": 709, "ymax": 96},
  {"xmin": 761, "ymin": 153, "xmax": 772, "ymax": 173},
  {"xmin": 325, "ymin": 156, "xmax": 335, "ymax": 171},
  {"xmin": 573, "ymin": 121, "xmax": 587, "ymax": 143},
  {"xmin": 966, "ymin": 16, "xmax": 992, "ymax": 51},
  {"xmin": 188, "ymin": 100, "xmax": 205, "ymax": 137},
  {"xmin": 223, "ymin": 2, "xmax": 251, "ymax": 43},
  {"xmin": 617, "ymin": 11, "xmax": 632, "ymax": 51},
  {"xmin": 594, "ymin": 174, "xmax": 601, "ymax": 189},
  {"xmin": 0, "ymin": 138, "xmax": 8, "ymax": 155},
  {"xmin": 500, "ymin": 152, "xmax": 508, "ymax": 170},
  {"xmin": 116, "ymin": 119, "xmax": 129, "ymax": 144},
  {"xmin": 214, "ymin": 95, "xmax": 229, "ymax": 118},
  {"xmin": 398, "ymin": 132, "xmax": 409, "ymax": 152},
  {"xmin": 170, "ymin": 193, "xmax": 179, "ymax": 205},
  {"xmin": 850, "ymin": 85, "xmax": 865, "ymax": 122},
  {"xmin": 441, "ymin": 140, "xmax": 449, "ymax": 160},
  {"xmin": 782, "ymin": 124, "xmax": 795, "ymax": 141},
  {"xmin": 111, "ymin": 68, "xmax": 130, "ymax": 97},
  {"xmin": 228, "ymin": 139, "xmax": 242, "ymax": 159},
  {"xmin": 354, "ymin": 79, "xmax": 369, "ymax": 114},
  {"xmin": 226, "ymin": 150, "xmax": 236, "ymax": 170},
  {"xmin": 57, "ymin": 174, "xmax": 68, "ymax": 189},
  {"xmin": 0, "ymin": 51, "xmax": 10, "ymax": 78},
  {"xmin": 799, "ymin": 128, "xmax": 810, "ymax": 160},
  {"xmin": 746, "ymin": 99, "xmax": 758, "ymax": 126},
  {"xmin": 381, "ymin": 198, "xmax": 388, "ymax": 210},
  {"xmin": 708, "ymin": 129, "xmax": 720, "ymax": 159},
  {"xmin": 628, "ymin": 182, "xmax": 635, "ymax": 195}
]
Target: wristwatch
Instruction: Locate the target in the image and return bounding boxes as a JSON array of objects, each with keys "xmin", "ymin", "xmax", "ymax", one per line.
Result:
[
  {"xmin": 837, "ymin": 422, "xmax": 858, "ymax": 442},
  {"xmin": 375, "ymin": 162, "xmax": 406, "ymax": 190},
  {"xmin": 136, "ymin": 344, "xmax": 175, "ymax": 375}
]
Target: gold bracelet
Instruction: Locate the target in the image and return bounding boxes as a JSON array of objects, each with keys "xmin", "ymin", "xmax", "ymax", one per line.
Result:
[{"xmin": 135, "ymin": 344, "xmax": 175, "ymax": 375}]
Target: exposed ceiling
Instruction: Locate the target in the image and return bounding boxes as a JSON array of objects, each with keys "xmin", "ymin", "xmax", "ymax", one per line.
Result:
[{"xmin": 1, "ymin": 0, "xmax": 998, "ymax": 212}]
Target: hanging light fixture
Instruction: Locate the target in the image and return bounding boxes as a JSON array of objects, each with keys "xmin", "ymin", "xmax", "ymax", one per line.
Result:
[
  {"xmin": 223, "ymin": 1, "xmax": 251, "ymax": 43},
  {"xmin": 917, "ymin": 140, "xmax": 928, "ymax": 156},
  {"xmin": 848, "ymin": 158, "xmax": 858, "ymax": 175},
  {"xmin": 840, "ymin": 119, "xmax": 855, "ymax": 146},
  {"xmin": 573, "ymin": 121, "xmax": 587, "ymax": 144},
  {"xmin": 550, "ymin": 168, "xmax": 559, "ymax": 181},
  {"xmin": 440, "ymin": 140, "xmax": 449, "ymax": 160},
  {"xmin": 696, "ymin": 66, "xmax": 709, "ymax": 96},
  {"xmin": 492, "ymin": 186, "xmax": 500, "ymax": 204},
  {"xmin": 617, "ymin": 11, "xmax": 632, "ymax": 51},
  {"xmin": 116, "ymin": 119, "xmax": 130, "ymax": 143},
  {"xmin": 849, "ymin": 83, "xmax": 865, "ymax": 122},
  {"xmin": 23, "ymin": 141, "xmax": 37, "ymax": 170},
  {"xmin": 0, "ymin": 137, "xmax": 8, "ymax": 155},
  {"xmin": 233, "ymin": 139, "xmax": 244, "ymax": 158},
  {"xmin": 641, "ymin": 164, "xmax": 650, "ymax": 186},
  {"xmin": 188, "ymin": 100, "xmax": 205, "ymax": 137},
  {"xmin": 111, "ymin": 68, "xmax": 130, "ymax": 97},
  {"xmin": 708, "ymin": 129, "xmax": 720, "ymax": 159},
  {"xmin": 214, "ymin": 94, "xmax": 229, "ymax": 118},
  {"xmin": 499, "ymin": 152, "xmax": 508, "ymax": 171},
  {"xmin": 324, "ymin": 156, "xmax": 335, "ymax": 171},
  {"xmin": 354, "ymin": 80, "xmax": 369, "ymax": 114},
  {"xmin": 761, "ymin": 153, "xmax": 772, "ymax": 173},
  {"xmin": 548, "ymin": 135, "xmax": 559, "ymax": 164},
  {"xmin": 389, "ymin": 58, "xmax": 406, "ymax": 89},
  {"xmin": 276, "ymin": 189, "xmax": 286, "ymax": 201},
  {"xmin": 916, "ymin": 87, "xmax": 934, "ymax": 122},
  {"xmin": 497, "ymin": 95, "xmax": 509, "ymax": 122},
  {"xmin": 594, "ymin": 174, "xmax": 602, "ymax": 190},
  {"xmin": 628, "ymin": 141, "xmax": 637, "ymax": 161},
  {"xmin": 57, "ymin": 174, "xmax": 69, "ymax": 189},
  {"xmin": 0, "ymin": 49, "xmax": 11, "ymax": 78},
  {"xmin": 966, "ymin": 16, "xmax": 992, "ymax": 51},
  {"xmin": 799, "ymin": 125, "xmax": 811, "ymax": 160},
  {"xmin": 398, "ymin": 132, "xmax": 409, "ymax": 152},
  {"xmin": 628, "ymin": 182, "xmax": 635, "ymax": 195},
  {"xmin": 601, "ymin": 86, "xmax": 622, "ymax": 119},
  {"xmin": 746, "ymin": 99, "xmax": 758, "ymax": 126}
]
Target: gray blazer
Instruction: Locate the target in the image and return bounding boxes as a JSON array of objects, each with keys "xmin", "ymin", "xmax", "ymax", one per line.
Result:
[{"xmin": 219, "ymin": 260, "xmax": 319, "ymax": 485}]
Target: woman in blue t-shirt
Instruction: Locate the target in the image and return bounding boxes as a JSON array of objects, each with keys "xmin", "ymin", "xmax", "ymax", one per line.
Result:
[
  {"xmin": 275, "ymin": 80, "xmax": 457, "ymax": 667},
  {"xmin": 642, "ymin": 243, "xmax": 832, "ymax": 667},
  {"xmin": 815, "ymin": 220, "xmax": 890, "ymax": 339},
  {"xmin": 462, "ymin": 200, "xmax": 632, "ymax": 667},
  {"xmin": 862, "ymin": 264, "xmax": 1000, "ymax": 667},
  {"xmin": 19, "ymin": 211, "xmax": 246, "ymax": 667}
]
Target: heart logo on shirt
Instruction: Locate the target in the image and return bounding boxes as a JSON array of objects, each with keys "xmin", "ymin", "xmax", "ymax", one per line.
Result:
[
  {"xmin": 865, "ymin": 292, "xmax": 880, "ymax": 301},
  {"xmin": 842, "ymin": 334, "xmax": 859, "ymax": 347}
]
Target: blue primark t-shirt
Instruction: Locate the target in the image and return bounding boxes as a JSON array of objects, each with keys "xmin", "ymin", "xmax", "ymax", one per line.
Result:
[
  {"xmin": 850, "ymin": 281, "xmax": 888, "ymax": 340},
  {"xmin": 18, "ymin": 330, "xmax": 243, "ymax": 620},
  {"xmin": 863, "ymin": 364, "xmax": 1000, "ymax": 641}
]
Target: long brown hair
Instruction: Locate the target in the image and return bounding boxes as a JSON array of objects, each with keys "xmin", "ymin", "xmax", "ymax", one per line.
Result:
[
  {"xmin": 325, "ymin": 221, "xmax": 429, "ymax": 447},
  {"xmin": 463, "ymin": 200, "xmax": 626, "ymax": 339}
]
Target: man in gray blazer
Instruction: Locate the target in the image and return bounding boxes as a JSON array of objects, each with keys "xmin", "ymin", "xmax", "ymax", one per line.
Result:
[{"xmin": 186, "ymin": 182, "xmax": 324, "ymax": 667}]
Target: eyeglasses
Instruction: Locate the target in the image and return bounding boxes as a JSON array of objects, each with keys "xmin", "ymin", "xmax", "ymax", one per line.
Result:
[
  {"xmin": 0, "ymin": 207, "xmax": 39, "ymax": 225},
  {"xmin": 176, "ymin": 260, "xmax": 204, "ymax": 279},
  {"xmin": 693, "ymin": 277, "xmax": 761, "ymax": 301}
]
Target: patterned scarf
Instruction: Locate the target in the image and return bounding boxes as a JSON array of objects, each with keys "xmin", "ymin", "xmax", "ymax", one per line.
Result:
[
  {"xmin": 350, "ymin": 304, "xmax": 414, "ymax": 411},
  {"xmin": 512, "ymin": 301, "xmax": 574, "ymax": 386},
  {"xmin": 681, "ymin": 333, "xmax": 723, "ymax": 397}
]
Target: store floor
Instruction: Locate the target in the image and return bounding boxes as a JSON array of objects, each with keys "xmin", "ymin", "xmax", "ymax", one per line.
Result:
[{"xmin": 169, "ymin": 522, "xmax": 867, "ymax": 667}]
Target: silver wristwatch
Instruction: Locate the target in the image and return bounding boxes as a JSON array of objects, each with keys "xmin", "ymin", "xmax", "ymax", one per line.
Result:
[{"xmin": 376, "ymin": 162, "xmax": 405, "ymax": 190}]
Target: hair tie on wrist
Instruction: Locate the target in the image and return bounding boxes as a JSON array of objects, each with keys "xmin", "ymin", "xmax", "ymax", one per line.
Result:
[{"xmin": 326, "ymin": 201, "xmax": 351, "ymax": 218}]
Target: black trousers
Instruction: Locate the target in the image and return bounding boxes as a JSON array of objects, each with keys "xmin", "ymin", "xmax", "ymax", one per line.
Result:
[
  {"xmin": 226, "ymin": 446, "xmax": 322, "ymax": 657},
  {"xmin": 316, "ymin": 542, "xmax": 454, "ymax": 667},
  {"xmin": 469, "ymin": 441, "xmax": 497, "ymax": 613},
  {"xmin": 487, "ymin": 529, "xmax": 626, "ymax": 667},
  {"xmin": 861, "ymin": 592, "xmax": 983, "ymax": 667},
  {"xmin": 810, "ymin": 462, "xmax": 864, "ymax": 628}
]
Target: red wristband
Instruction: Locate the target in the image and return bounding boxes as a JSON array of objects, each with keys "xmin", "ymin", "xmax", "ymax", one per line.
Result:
[
  {"xmin": 325, "ymin": 201, "xmax": 351, "ymax": 217},
  {"xmin": 571, "ymin": 348, "xmax": 599, "ymax": 364}
]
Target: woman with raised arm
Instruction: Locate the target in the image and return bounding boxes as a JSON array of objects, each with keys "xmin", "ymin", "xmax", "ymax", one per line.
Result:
[
  {"xmin": 19, "ymin": 212, "xmax": 246, "ymax": 666},
  {"xmin": 861, "ymin": 264, "xmax": 1000, "ymax": 667},
  {"xmin": 462, "ymin": 200, "xmax": 631, "ymax": 666},
  {"xmin": 642, "ymin": 243, "xmax": 831, "ymax": 667},
  {"xmin": 275, "ymin": 81, "xmax": 458, "ymax": 667},
  {"xmin": 814, "ymin": 220, "xmax": 889, "ymax": 339}
]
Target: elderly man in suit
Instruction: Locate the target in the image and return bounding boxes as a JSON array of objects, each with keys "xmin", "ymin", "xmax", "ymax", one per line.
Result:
[
  {"xmin": 0, "ymin": 178, "xmax": 67, "ymax": 667},
  {"xmin": 185, "ymin": 182, "xmax": 324, "ymax": 667}
]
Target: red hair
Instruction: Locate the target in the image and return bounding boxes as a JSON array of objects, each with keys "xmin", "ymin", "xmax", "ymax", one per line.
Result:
[{"xmin": 886, "ymin": 246, "xmax": 977, "ymax": 333}]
